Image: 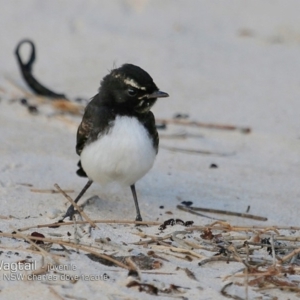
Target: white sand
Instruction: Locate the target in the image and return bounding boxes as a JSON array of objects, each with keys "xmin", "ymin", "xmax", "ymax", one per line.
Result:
[{"xmin": 1, "ymin": 1, "xmax": 300, "ymax": 299}]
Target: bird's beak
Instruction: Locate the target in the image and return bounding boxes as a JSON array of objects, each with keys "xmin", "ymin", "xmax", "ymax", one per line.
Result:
[{"xmin": 147, "ymin": 90, "xmax": 169, "ymax": 99}]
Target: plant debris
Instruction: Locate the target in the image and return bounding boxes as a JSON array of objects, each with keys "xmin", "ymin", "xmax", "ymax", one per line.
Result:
[
  {"xmin": 15, "ymin": 39, "xmax": 67, "ymax": 99},
  {"xmin": 127, "ymin": 280, "xmax": 188, "ymax": 296},
  {"xmin": 86, "ymin": 253, "xmax": 161, "ymax": 270},
  {"xmin": 0, "ymin": 219, "xmax": 300, "ymax": 298},
  {"xmin": 177, "ymin": 205, "xmax": 268, "ymax": 221},
  {"xmin": 156, "ymin": 118, "xmax": 251, "ymax": 134},
  {"xmin": 210, "ymin": 163, "xmax": 218, "ymax": 168},
  {"xmin": 158, "ymin": 218, "xmax": 194, "ymax": 230},
  {"xmin": 30, "ymin": 232, "xmax": 45, "ymax": 244},
  {"xmin": 127, "ymin": 280, "xmax": 159, "ymax": 295},
  {"xmin": 181, "ymin": 201, "xmax": 193, "ymax": 207}
]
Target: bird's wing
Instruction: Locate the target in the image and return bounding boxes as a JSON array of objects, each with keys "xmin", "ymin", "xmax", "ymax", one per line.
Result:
[
  {"xmin": 76, "ymin": 104, "xmax": 96, "ymax": 155},
  {"xmin": 138, "ymin": 111, "xmax": 159, "ymax": 153},
  {"xmin": 76, "ymin": 96, "xmax": 115, "ymax": 155}
]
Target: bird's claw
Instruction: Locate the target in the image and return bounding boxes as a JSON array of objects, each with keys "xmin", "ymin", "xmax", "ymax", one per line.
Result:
[{"xmin": 62, "ymin": 205, "xmax": 76, "ymax": 221}]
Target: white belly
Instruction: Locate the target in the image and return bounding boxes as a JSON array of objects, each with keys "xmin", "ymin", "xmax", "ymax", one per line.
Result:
[{"xmin": 80, "ymin": 116, "xmax": 157, "ymax": 187}]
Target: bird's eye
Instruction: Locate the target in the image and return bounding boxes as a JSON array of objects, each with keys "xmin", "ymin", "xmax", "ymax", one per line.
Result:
[{"xmin": 127, "ymin": 88, "xmax": 137, "ymax": 97}]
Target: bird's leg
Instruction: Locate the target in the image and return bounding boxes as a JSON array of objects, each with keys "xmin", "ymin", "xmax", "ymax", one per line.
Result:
[
  {"xmin": 62, "ymin": 180, "xmax": 93, "ymax": 220},
  {"xmin": 130, "ymin": 184, "xmax": 142, "ymax": 221}
]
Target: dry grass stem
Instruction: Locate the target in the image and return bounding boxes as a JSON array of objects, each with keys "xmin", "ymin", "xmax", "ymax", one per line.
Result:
[
  {"xmin": 177, "ymin": 205, "xmax": 267, "ymax": 221},
  {"xmin": 151, "ymin": 245, "xmax": 206, "ymax": 259},
  {"xmin": 18, "ymin": 219, "xmax": 162, "ymax": 232},
  {"xmin": 54, "ymin": 183, "xmax": 97, "ymax": 228},
  {"xmin": 160, "ymin": 145, "xmax": 233, "ymax": 156},
  {"xmin": 12, "ymin": 229, "xmax": 60, "ymax": 264},
  {"xmin": 177, "ymin": 205, "xmax": 224, "ymax": 220},
  {"xmin": 30, "ymin": 188, "xmax": 74, "ymax": 194},
  {"xmin": 155, "ymin": 118, "xmax": 251, "ymax": 134},
  {"xmin": 48, "ymin": 287, "xmax": 65, "ymax": 300},
  {"xmin": 2, "ymin": 210, "xmax": 300, "ymax": 298},
  {"xmin": 0, "ymin": 232, "xmax": 129, "ymax": 269},
  {"xmin": 279, "ymin": 247, "xmax": 300, "ymax": 263}
]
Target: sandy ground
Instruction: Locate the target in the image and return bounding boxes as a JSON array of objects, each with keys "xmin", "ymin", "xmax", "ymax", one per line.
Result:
[{"xmin": 1, "ymin": 1, "xmax": 300, "ymax": 299}]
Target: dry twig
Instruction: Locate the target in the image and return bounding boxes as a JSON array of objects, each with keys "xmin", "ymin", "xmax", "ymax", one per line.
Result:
[
  {"xmin": 31, "ymin": 188, "xmax": 74, "ymax": 194},
  {"xmin": 160, "ymin": 145, "xmax": 234, "ymax": 156},
  {"xmin": 49, "ymin": 287, "xmax": 65, "ymax": 300},
  {"xmin": 178, "ymin": 205, "xmax": 268, "ymax": 221},
  {"xmin": 156, "ymin": 118, "xmax": 251, "ymax": 134},
  {"xmin": 18, "ymin": 219, "xmax": 161, "ymax": 232},
  {"xmin": 0, "ymin": 232, "xmax": 130, "ymax": 270},
  {"xmin": 54, "ymin": 183, "xmax": 97, "ymax": 228}
]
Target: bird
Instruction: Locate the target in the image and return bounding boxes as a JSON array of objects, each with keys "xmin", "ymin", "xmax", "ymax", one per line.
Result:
[{"xmin": 63, "ymin": 64, "xmax": 169, "ymax": 221}]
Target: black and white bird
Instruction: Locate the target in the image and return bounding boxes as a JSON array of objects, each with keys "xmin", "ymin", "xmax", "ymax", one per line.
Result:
[{"xmin": 63, "ymin": 64, "xmax": 169, "ymax": 221}]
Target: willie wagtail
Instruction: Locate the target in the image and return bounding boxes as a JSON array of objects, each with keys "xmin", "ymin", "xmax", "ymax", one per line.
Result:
[{"xmin": 63, "ymin": 64, "xmax": 169, "ymax": 221}]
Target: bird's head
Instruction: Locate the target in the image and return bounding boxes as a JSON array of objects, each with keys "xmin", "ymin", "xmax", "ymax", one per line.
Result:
[{"xmin": 100, "ymin": 64, "xmax": 169, "ymax": 113}]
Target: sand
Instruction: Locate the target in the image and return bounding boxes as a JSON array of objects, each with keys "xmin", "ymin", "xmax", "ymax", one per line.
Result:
[{"xmin": 1, "ymin": 1, "xmax": 300, "ymax": 299}]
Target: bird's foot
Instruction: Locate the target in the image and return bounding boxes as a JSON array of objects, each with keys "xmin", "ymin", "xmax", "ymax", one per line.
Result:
[
  {"xmin": 135, "ymin": 215, "xmax": 148, "ymax": 227},
  {"xmin": 60, "ymin": 205, "xmax": 77, "ymax": 221}
]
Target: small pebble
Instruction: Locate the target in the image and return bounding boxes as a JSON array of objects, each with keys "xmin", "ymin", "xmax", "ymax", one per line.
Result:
[
  {"xmin": 128, "ymin": 269, "xmax": 139, "ymax": 279},
  {"xmin": 173, "ymin": 113, "xmax": 189, "ymax": 119},
  {"xmin": 28, "ymin": 105, "xmax": 38, "ymax": 114},
  {"xmin": 20, "ymin": 98, "xmax": 28, "ymax": 105},
  {"xmin": 156, "ymin": 123, "xmax": 167, "ymax": 130},
  {"xmin": 46, "ymin": 208, "xmax": 62, "ymax": 219},
  {"xmin": 181, "ymin": 201, "xmax": 193, "ymax": 207},
  {"xmin": 210, "ymin": 163, "xmax": 218, "ymax": 169},
  {"xmin": 86, "ymin": 195, "xmax": 100, "ymax": 204}
]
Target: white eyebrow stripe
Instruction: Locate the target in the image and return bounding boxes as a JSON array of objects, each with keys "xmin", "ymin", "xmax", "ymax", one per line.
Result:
[{"xmin": 123, "ymin": 78, "xmax": 146, "ymax": 90}]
